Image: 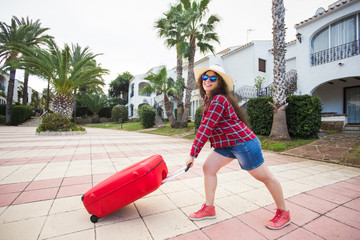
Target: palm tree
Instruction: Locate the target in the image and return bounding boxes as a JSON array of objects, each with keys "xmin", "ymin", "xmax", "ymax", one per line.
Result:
[
  {"xmin": 13, "ymin": 16, "xmax": 52, "ymax": 106},
  {"xmin": 0, "ymin": 18, "xmax": 34, "ymax": 124},
  {"xmin": 141, "ymin": 66, "xmax": 178, "ymax": 128},
  {"xmin": 78, "ymin": 92, "xmax": 108, "ymax": 123},
  {"xmin": 155, "ymin": 3, "xmax": 187, "ymax": 122},
  {"xmin": 269, "ymin": 0, "xmax": 290, "ymax": 140},
  {"xmin": 12, "ymin": 39, "xmax": 108, "ymax": 118},
  {"xmin": 70, "ymin": 43, "xmax": 104, "ymax": 122},
  {"xmin": 179, "ymin": 0, "xmax": 220, "ymax": 127}
]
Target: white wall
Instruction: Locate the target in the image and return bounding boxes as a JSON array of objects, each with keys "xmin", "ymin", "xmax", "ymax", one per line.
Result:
[{"xmin": 295, "ymin": 1, "xmax": 360, "ymax": 94}]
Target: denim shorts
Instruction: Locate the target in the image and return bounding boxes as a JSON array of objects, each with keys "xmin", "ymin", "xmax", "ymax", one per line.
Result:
[{"xmin": 213, "ymin": 137, "xmax": 264, "ymax": 171}]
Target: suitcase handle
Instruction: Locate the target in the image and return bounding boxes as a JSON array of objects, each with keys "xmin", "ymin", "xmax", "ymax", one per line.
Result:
[{"xmin": 161, "ymin": 163, "xmax": 191, "ymax": 184}]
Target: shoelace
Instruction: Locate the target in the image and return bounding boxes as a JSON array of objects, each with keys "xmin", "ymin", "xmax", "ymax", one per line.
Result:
[
  {"xmin": 270, "ymin": 209, "xmax": 283, "ymax": 223},
  {"xmin": 195, "ymin": 204, "xmax": 207, "ymax": 214}
]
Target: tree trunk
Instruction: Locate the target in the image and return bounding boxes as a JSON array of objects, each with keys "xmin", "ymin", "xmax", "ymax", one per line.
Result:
[
  {"xmin": 73, "ymin": 89, "xmax": 77, "ymax": 123},
  {"xmin": 5, "ymin": 69, "xmax": 16, "ymax": 125},
  {"xmin": 23, "ymin": 70, "xmax": 29, "ymax": 105},
  {"xmin": 46, "ymin": 79, "xmax": 50, "ymax": 111},
  {"xmin": 181, "ymin": 34, "xmax": 196, "ymax": 128},
  {"xmin": 269, "ymin": 103, "xmax": 290, "ymax": 140},
  {"xmin": 164, "ymin": 94, "xmax": 178, "ymax": 128},
  {"xmin": 269, "ymin": 0, "xmax": 290, "ymax": 141},
  {"xmin": 176, "ymin": 48, "xmax": 184, "ymax": 123}
]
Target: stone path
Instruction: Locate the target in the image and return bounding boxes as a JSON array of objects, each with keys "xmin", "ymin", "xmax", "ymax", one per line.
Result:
[{"xmin": 0, "ymin": 126, "xmax": 359, "ymax": 240}]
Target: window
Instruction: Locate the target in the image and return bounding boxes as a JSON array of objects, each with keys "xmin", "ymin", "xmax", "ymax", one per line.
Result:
[
  {"xmin": 258, "ymin": 58, "xmax": 266, "ymax": 72},
  {"xmin": 311, "ymin": 13, "xmax": 360, "ymax": 66}
]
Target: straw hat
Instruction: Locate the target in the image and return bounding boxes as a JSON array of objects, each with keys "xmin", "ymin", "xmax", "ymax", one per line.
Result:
[{"xmin": 194, "ymin": 64, "xmax": 234, "ymax": 92}]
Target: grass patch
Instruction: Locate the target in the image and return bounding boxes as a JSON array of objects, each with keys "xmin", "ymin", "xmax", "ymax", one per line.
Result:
[
  {"xmin": 144, "ymin": 122, "xmax": 195, "ymax": 136},
  {"xmin": 83, "ymin": 122, "xmax": 143, "ymax": 131},
  {"xmin": 257, "ymin": 135, "xmax": 317, "ymax": 152}
]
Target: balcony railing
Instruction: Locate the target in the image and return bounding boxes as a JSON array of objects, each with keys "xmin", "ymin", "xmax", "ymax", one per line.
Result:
[{"xmin": 311, "ymin": 40, "xmax": 360, "ymax": 66}]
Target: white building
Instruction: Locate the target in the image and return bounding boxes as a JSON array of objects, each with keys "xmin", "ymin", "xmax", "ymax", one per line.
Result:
[
  {"xmin": 128, "ymin": 0, "xmax": 360, "ymax": 125},
  {"xmin": 0, "ymin": 72, "xmax": 38, "ymax": 105}
]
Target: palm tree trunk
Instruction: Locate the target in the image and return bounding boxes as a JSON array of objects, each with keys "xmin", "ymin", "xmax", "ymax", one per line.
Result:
[
  {"xmin": 269, "ymin": 0, "xmax": 290, "ymax": 141},
  {"xmin": 181, "ymin": 35, "xmax": 196, "ymax": 128},
  {"xmin": 5, "ymin": 69, "xmax": 16, "ymax": 125},
  {"xmin": 176, "ymin": 49, "xmax": 184, "ymax": 122},
  {"xmin": 73, "ymin": 89, "xmax": 77, "ymax": 123},
  {"xmin": 164, "ymin": 94, "xmax": 178, "ymax": 128},
  {"xmin": 23, "ymin": 70, "xmax": 29, "ymax": 105},
  {"xmin": 46, "ymin": 79, "xmax": 50, "ymax": 111}
]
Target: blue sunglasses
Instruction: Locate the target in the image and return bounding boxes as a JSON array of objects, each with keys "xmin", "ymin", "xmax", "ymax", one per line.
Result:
[{"xmin": 202, "ymin": 75, "xmax": 218, "ymax": 82}]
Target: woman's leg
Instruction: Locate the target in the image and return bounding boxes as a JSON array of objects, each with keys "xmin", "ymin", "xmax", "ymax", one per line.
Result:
[
  {"xmin": 203, "ymin": 150, "xmax": 234, "ymax": 206},
  {"xmin": 248, "ymin": 163, "xmax": 286, "ymax": 210}
]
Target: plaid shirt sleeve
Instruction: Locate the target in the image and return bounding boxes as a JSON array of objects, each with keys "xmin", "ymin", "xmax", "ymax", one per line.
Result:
[{"xmin": 190, "ymin": 96, "xmax": 225, "ymax": 158}]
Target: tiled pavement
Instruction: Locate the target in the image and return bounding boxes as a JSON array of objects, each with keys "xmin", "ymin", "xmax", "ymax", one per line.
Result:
[{"xmin": 0, "ymin": 126, "xmax": 360, "ymax": 240}]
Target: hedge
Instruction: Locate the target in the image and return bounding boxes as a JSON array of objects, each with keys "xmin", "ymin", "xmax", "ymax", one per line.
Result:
[{"xmin": 10, "ymin": 105, "xmax": 33, "ymax": 125}]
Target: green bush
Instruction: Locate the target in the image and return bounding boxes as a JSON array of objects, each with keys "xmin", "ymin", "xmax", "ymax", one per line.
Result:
[
  {"xmin": 0, "ymin": 115, "xmax": 5, "ymax": 124},
  {"xmin": 74, "ymin": 106, "xmax": 91, "ymax": 118},
  {"xmin": 10, "ymin": 105, "xmax": 33, "ymax": 125},
  {"xmin": 286, "ymin": 95, "xmax": 322, "ymax": 138},
  {"xmin": 246, "ymin": 95, "xmax": 322, "ymax": 138},
  {"xmin": 0, "ymin": 104, "xmax": 5, "ymax": 115},
  {"xmin": 99, "ymin": 106, "xmax": 112, "ymax": 118},
  {"xmin": 36, "ymin": 113, "xmax": 85, "ymax": 132},
  {"xmin": 111, "ymin": 105, "xmax": 128, "ymax": 122},
  {"xmin": 138, "ymin": 105, "xmax": 155, "ymax": 128},
  {"xmin": 246, "ymin": 97, "xmax": 273, "ymax": 135},
  {"xmin": 194, "ymin": 106, "xmax": 203, "ymax": 133}
]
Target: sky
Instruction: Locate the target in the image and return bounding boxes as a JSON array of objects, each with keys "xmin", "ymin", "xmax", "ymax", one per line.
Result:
[{"xmin": 0, "ymin": 0, "xmax": 337, "ymax": 93}]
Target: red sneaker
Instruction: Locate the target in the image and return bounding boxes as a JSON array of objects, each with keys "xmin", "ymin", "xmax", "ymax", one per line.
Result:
[
  {"xmin": 189, "ymin": 204, "xmax": 216, "ymax": 221},
  {"xmin": 266, "ymin": 209, "xmax": 291, "ymax": 230}
]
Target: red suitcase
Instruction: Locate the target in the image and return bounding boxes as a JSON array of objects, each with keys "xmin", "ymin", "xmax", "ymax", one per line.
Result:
[{"xmin": 82, "ymin": 154, "xmax": 188, "ymax": 223}]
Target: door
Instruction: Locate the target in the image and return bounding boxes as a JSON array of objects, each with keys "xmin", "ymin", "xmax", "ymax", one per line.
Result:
[{"xmin": 345, "ymin": 86, "xmax": 360, "ymax": 124}]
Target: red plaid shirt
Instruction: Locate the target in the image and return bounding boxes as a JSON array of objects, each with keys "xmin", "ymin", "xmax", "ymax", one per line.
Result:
[{"xmin": 190, "ymin": 94, "xmax": 256, "ymax": 158}]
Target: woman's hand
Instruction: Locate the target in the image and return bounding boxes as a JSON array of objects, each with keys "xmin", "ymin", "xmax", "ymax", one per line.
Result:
[{"xmin": 186, "ymin": 156, "xmax": 194, "ymax": 170}]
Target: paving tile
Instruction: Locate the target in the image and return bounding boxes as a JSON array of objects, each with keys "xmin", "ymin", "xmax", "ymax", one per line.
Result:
[
  {"xmin": 39, "ymin": 209, "xmax": 94, "ymax": 239},
  {"xmin": 202, "ymin": 217, "xmax": 267, "ymax": 240},
  {"xmin": 221, "ymin": 180, "xmax": 255, "ymax": 194},
  {"xmin": 135, "ymin": 194, "xmax": 177, "ymax": 217},
  {"xmin": 0, "ymin": 199, "xmax": 53, "ymax": 223},
  {"xmin": 143, "ymin": 208, "xmax": 198, "ymax": 240},
  {"xmin": 238, "ymin": 188, "xmax": 274, "ymax": 207},
  {"xmin": 305, "ymin": 186, "xmax": 352, "ymax": 205},
  {"xmin": 0, "ymin": 182, "xmax": 28, "ymax": 194},
  {"xmin": 13, "ymin": 187, "xmax": 58, "ymax": 205},
  {"xmin": 26, "ymin": 178, "xmax": 62, "ymax": 191},
  {"xmin": 236, "ymin": 208, "xmax": 297, "ymax": 240},
  {"xmin": 287, "ymin": 193, "xmax": 338, "ymax": 214},
  {"xmin": 216, "ymin": 195, "xmax": 259, "ymax": 216},
  {"xmin": 0, "ymin": 216, "xmax": 46, "ymax": 240},
  {"xmin": 166, "ymin": 189, "xmax": 204, "ymax": 208},
  {"xmin": 61, "ymin": 175, "xmax": 92, "ymax": 186},
  {"xmin": 344, "ymin": 198, "xmax": 360, "ymax": 211},
  {"xmin": 0, "ymin": 192, "xmax": 20, "ymax": 207},
  {"xmin": 49, "ymin": 195, "xmax": 84, "ymax": 215},
  {"xmin": 57, "ymin": 183, "xmax": 92, "ymax": 198},
  {"xmin": 39, "ymin": 229, "xmax": 95, "ymax": 240},
  {"xmin": 325, "ymin": 206, "xmax": 360, "ymax": 229},
  {"xmin": 167, "ymin": 230, "xmax": 210, "ymax": 240},
  {"xmin": 160, "ymin": 180, "xmax": 190, "ymax": 194},
  {"xmin": 304, "ymin": 216, "xmax": 360, "ymax": 240},
  {"xmin": 277, "ymin": 228, "xmax": 324, "ymax": 240},
  {"xmin": 96, "ymin": 218, "xmax": 151, "ymax": 240}
]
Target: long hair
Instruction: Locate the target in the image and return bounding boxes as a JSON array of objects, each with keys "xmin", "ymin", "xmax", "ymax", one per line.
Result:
[{"xmin": 197, "ymin": 71, "xmax": 249, "ymax": 126}]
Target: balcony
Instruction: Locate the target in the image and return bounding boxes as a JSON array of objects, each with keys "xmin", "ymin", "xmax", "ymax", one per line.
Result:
[{"xmin": 311, "ymin": 40, "xmax": 360, "ymax": 66}]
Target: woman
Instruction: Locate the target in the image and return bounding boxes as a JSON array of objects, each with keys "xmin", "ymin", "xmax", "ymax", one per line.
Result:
[{"xmin": 186, "ymin": 64, "xmax": 290, "ymax": 230}]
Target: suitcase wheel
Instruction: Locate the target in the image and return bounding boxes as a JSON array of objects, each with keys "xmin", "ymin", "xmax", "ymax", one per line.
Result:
[
  {"xmin": 90, "ymin": 215, "xmax": 99, "ymax": 223},
  {"xmin": 81, "ymin": 194, "xmax": 84, "ymax": 202}
]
